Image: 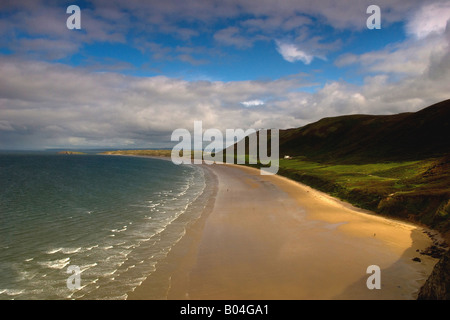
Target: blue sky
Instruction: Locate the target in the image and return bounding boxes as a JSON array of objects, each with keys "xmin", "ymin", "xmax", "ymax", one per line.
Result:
[
  {"xmin": 57, "ymin": 4, "xmax": 408, "ymax": 83},
  {"xmin": 0, "ymin": 0, "xmax": 449, "ymax": 149}
]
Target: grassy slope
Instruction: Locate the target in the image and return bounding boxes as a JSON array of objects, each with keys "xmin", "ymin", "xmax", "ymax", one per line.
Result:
[
  {"xmin": 276, "ymin": 156, "xmax": 450, "ymax": 234},
  {"xmin": 277, "ymin": 99, "xmax": 450, "ymax": 163}
]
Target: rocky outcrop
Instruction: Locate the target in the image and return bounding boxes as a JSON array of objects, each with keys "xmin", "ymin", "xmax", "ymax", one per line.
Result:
[
  {"xmin": 418, "ymin": 250, "xmax": 450, "ymax": 300},
  {"xmin": 57, "ymin": 151, "xmax": 86, "ymax": 155}
]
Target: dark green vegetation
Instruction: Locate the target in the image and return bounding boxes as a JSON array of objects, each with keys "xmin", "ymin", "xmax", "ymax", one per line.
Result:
[{"xmin": 276, "ymin": 99, "xmax": 450, "ymax": 163}]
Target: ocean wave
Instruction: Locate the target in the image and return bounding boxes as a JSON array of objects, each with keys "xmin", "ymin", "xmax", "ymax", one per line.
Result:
[
  {"xmin": 61, "ymin": 247, "xmax": 82, "ymax": 254},
  {"xmin": 121, "ymin": 244, "xmax": 135, "ymax": 250},
  {"xmin": 80, "ymin": 263, "xmax": 98, "ymax": 272},
  {"xmin": 45, "ymin": 247, "xmax": 83, "ymax": 255},
  {"xmin": 38, "ymin": 257, "xmax": 70, "ymax": 270},
  {"xmin": 137, "ymin": 237, "xmax": 152, "ymax": 243},
  {"xmin": 86, "ymin": 244, "xmax": 99, "ymax": 251},
  {"xmin": 0, "ymin": 156, "xmax": 209, "ymax": 300},
  {"xmin": 17, "ymin": 270, "xmax": 38, "ymax": 281},
  {"xmin": 124, "ymin": 264, "xmax": 136, "ymax": 272},
  {"xmin": 111, "ymin": 226, "xmax": 127, "ymax": 233},
  {"xmin": 0, "ymin": 289, "xmax": 25, "ymax": 296},
  {"xmin": 103, "ymin": 269, "xmax": 117, "ymax": 277},
  {"xmin": 130, "ymin": 202, "xmax": 160, "ymax": 208},
  {"xmin": 45, "ymin": 248, "xmax": 62, "ymax": 255}
]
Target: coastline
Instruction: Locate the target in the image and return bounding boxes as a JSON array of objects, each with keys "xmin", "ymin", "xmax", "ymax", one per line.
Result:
[
  {"xmin": 127, "ymin": 162, "xmax": 440, "ymax": 300},
  {"xmin": 127, "ymin": 163, "xmax": 218, "ymax": 299}
]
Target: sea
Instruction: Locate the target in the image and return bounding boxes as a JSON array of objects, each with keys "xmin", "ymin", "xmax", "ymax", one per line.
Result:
[{"xmin": 0, "ymin": 152, "xmax": 210, "ymax": 300}]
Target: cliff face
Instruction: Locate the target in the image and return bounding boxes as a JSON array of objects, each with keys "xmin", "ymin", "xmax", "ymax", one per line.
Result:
[{"xmin": 418, "ymin": 250, "xmax": 450, "ymax": 300}]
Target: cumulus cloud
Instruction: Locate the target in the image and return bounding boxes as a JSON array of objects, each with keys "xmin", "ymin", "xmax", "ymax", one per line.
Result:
[
  {"xmin": 406, "ymin": 2, "xmax": 450, "ymax": 39},
  {"xmin": 0, "ymin": 0, "xmax": 430, "ymax": 63},
  {"xmin": 335, "ymin": 35, "xmax": 448, "ymax": 75},
  {"xmin": 275, "ymin": 41, "xmax": 314, "ymax": 64},
  {"xmin": 1, "ymin": 45, "xmax": 449, "ymax": 150},
  {"xmin": 0, "ymin": 57, "xmax": 311, "ymax": 148},
  {"xmin": 335, "ymin": 2, "xmax": 450, "ymax": 77}
]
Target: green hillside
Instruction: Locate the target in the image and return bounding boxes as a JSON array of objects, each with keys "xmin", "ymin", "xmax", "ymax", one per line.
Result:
[
  {"xmin": 228, "ymin": 99, "xmax": 450, "ymax": 237},
  {"xmin": 277, "ymin": 156, "xmax": 450, "ymax": 233},
  {"xmin": 277, "ymin": 99, "xmax": 450, "ymax": 163}
]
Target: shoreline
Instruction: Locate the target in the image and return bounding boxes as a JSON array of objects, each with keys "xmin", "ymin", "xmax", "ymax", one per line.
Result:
[
  {"xmin": 127, "ymin": 162, "xmax": 440, "ymax": 300},
  {"xmin": 127, "ymin": 164, "xmax": 218, "ymax": 299},
  {"xmin": 101, "ymin": 153, "xmax": 447, "ymax": 245}
]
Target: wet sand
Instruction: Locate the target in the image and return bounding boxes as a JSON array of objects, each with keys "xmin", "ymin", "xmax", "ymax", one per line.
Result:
[{"xmin": 128, "ymin": 163, "xmax": 439, "ymax": 300}]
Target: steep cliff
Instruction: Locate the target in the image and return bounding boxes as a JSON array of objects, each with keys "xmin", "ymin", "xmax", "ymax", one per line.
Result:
[{"xmin": 418, "ymin": 250, "xmax": 450, "ymax": 300}]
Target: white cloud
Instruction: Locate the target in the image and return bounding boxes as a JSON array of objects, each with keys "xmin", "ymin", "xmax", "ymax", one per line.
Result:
[
  {"xmin": 275, "ymin": 41, "xmax": 314, "ymax": 64},
  {"xmin": 1, "ymin": 46, "xmax": 449, "ymax": 150},
  {"xmin": 406, "ymin": 2, "xmax": 450, "ymax": 39},
  {"xmin": 0, "ymin": 0, "xmax": 438, "ymax": 65},
  {"xmin": 241, "ymin": 100, "xmax": 265, "ymax": 107},
  {"xmin": 2, "ymin": 0, "xmax": 450, "ymax": 149},
  {"xmin": 0, "ymin": 58, "xmax": 311, "ymax": 148},
  {"xmin": 336, "ymin": 13, "xmax": 450, "ymax": 77}
]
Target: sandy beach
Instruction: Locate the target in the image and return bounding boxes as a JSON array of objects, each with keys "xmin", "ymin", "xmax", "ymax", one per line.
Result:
[{"xmin": 128, "ymin": 163, "xmax": 439, "ymax": 300}]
